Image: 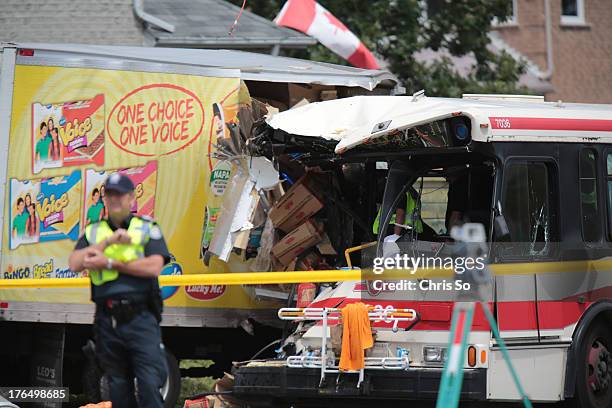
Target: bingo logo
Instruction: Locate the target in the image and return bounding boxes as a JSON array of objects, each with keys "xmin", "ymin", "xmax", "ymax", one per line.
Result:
[
  {"xmin": 3, "ymin": 264, "xmax": 32, "ymax": 279},
  {"xmin": 107, "ymin": 84, "xmax": 205, "ymax": 157},
  {"xmin": 185, "ymin": 285, "xmax": 226, "ymax": 301},
  {"xmin": 160, "ymin": 262, "xmax": 182, "ymax": 300}
]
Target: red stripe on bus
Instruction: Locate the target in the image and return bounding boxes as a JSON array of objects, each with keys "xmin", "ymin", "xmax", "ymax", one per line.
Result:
[
  {"xmin": 490, "ymin": 117, "xmax": 612, "ymax": 132},
  {"xmin": 306, "ymin": 286, "xmax": 611, "ymax": 332}
]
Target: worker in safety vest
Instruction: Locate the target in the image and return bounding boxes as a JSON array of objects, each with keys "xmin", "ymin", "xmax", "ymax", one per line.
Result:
[
  {"xmin": 372, "ymin": 190, "xmax": 424, "ymax": 237},
  {"xmin": 69, "ymin": 173, "xmax": 171, "ymax": 408}
]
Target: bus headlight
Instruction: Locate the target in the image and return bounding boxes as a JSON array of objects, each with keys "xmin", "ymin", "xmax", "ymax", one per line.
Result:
[{"xmin": 423, "ymin": 346, "xmax": 446, "ymax": 363}]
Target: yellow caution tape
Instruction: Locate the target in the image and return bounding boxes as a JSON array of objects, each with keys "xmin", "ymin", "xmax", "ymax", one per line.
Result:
[
  {"xmin": 0, "ymin": 269, "xmax": 362, "ymax": 289},
  {"xmin": 0, "ymin": 258, "xmax": 609, "ymax": 289}
]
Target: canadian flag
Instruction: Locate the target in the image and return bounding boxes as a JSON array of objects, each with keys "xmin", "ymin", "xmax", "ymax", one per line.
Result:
[{"xmin": 275, "ymin": 0, "xmax": 380, "ymax": 69}]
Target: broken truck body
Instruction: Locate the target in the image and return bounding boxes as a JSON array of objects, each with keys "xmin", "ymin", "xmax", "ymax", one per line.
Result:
[
  {"xmin": 0, "ymin": 43, "xmax": 397, "ymax": 404},
  {"xmin": 229, "ymin": 94, "xmax": 612, "ymax": 407}
]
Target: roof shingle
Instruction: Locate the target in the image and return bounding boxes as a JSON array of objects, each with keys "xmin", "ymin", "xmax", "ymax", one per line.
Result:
[{"xmin": 144, "ymin": 0, "xmax": 316, "ymax": 49}]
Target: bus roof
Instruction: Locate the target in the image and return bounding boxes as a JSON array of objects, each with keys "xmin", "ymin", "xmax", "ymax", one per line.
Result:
[{"xmin": 266, "ymin": 95, "xmax": 612, "ymax": 154}]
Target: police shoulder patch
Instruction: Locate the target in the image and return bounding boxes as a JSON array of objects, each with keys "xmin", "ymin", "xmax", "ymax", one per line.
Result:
[{"xmin": 149, "ymin": 225, "xmax": 163, "ymax": 240}]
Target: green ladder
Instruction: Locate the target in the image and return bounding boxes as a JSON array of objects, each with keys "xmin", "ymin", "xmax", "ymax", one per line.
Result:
[{"xmin": 435, "ymin": 301, "xmax": 534, "ymax": 408}]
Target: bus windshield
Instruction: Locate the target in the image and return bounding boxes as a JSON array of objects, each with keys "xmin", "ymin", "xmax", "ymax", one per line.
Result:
[{"xmin": 376, "ymin": 158, "xmax": 495, "ymax": 249}]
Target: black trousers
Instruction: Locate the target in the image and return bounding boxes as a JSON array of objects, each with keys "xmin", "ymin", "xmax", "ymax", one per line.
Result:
[{"xmin": 94, "ymin": 308, "xmax": 167, "ymax": 408}]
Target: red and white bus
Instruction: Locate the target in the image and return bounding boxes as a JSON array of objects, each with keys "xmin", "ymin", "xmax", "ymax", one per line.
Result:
[{"xmin": 234, "ymin": 93, "xmax": 612, "ymax": 408}]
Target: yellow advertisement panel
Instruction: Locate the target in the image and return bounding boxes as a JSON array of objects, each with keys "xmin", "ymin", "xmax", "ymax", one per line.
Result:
[{"xmin": 0, "ymin": 64, "xmax": 264, "ymax": 309}]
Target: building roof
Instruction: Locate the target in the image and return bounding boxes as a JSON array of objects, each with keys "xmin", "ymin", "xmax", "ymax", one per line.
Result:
[
  {"xmin": 412, "ymin": 32, "xmax": 554, "ymax": 95},
  {"xmin": 9, "ymin": 43, "xmax": 397, "ymax": 90},
  {"xmin": 143, "ymin": 0, "xmax": 316, "ymax": 50},
  {"xmin": 266, "ymin": 94, "xmax": 612, "ymax": 153}
]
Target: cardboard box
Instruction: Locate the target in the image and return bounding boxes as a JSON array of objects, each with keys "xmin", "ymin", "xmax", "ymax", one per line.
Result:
[
  {"xmin": 183, "ymin": 398, "xmax": 208, "ymax": 408},
  {"xmin": 272, "ymin": 219, "xmax": 322, "ymax": 266},
  {"xmin": 320, "ymin": 90, "xmax": 338, "ymax": 101},
  {"xmin": 316, "ymin": 233, "xmax": 337, "ymax": 256},
  {"xmin": 268, "ymin": 178, "xmax": 323, "ymax": 233},
  {"xmin": 288, "ymin": 83, "xmax": 335, "ymax": 107},
  {"xmin": 296, "ymin": 251, "xmax": 323, "ymax": 271}
]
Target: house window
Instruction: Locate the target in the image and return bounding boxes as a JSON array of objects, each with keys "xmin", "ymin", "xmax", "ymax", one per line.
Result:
[
  {"xmin": 493, "ymin": 0, "xmax": 518, "ymax": 26},
  {"xmin": 579, "ymin": 149, "xmax": 601, "ymax": 243},
  {"xmin": 561, "ymin": 0, "xmax": 585, "ymax": 25}
]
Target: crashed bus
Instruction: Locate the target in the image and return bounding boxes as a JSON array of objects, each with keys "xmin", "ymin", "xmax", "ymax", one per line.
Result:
[{"xmin": 221, "ymin": 94, "xmax": 612, "ymax": 407}]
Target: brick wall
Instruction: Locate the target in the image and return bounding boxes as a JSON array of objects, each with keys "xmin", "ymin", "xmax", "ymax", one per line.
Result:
[
  {"xmin": 0, "ymin": 0, "xmax": 144, "ymax": 45},
  {"xmin": 496, "ymin": 0, "xmax": 612, "ymax": 103}
]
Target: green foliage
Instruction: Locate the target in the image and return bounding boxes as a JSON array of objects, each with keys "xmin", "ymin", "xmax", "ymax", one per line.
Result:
[
  {"xmin": 228, "ymin": 0, "xmax": 529, "ymax": 96},
  {"xmin": 179, "ymin": 359, "xmax": 215, "ymax": 369},
  {"xmin": 178, "ymin": 376, "xmax": 216, "ymax": 407}
]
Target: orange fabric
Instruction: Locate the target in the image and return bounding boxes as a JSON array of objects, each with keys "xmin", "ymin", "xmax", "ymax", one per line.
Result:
[
  {"xmin": 80, "ymin": 402, "xmax": 111, "ymax": 408},
  {"xmin": 338, "ymin": 302, "xmax": 373, "ymax": 371}
]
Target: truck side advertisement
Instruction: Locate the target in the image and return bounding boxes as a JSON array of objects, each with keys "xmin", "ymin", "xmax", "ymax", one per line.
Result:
[{"xmin": 1, "ymin": 64, "xmax": 262, "ymax": 309}]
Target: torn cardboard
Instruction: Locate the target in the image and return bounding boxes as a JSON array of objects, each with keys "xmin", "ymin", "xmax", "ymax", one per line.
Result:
[
  {"xmin": 272, "ymin": 219, "xmax": 322, "ymax": 266},
  {"xmin": 268, "ymin": 178, "xmax": 323, "ymax": 233},
  {"xmin": 316, "ymin": 233, "xmax": 337, "ymax": 256}
]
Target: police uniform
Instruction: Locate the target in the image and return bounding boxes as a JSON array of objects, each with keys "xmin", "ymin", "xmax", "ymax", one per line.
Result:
[
  {"xmin": 372, "ymin": 192, "xmax": 424, "ymax": 236},
  {"xmin": 75, "ymin": 209, "xmax": 170, "ymax": 407}
]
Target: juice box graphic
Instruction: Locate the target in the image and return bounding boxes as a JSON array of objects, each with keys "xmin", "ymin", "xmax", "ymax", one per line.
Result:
[
  {"xmin": 32, "ymin": 94, "xmax": 105, "ymax": 174},
  {"xmin": 8, "ymin": 179, "xmax": 41, "ymax": 249},
  {"xmin": 121, "ymin": 161, "xmax": 158, "ymax": 217},
  {"xmin": 82, "ymin": 161, "xmax": 158, "ymax": 231},
  {"xmin": 9, "ymin": 171, "xmax": 82, "ymax": 249},
  {"xmin": 38, "ymin": 171, "xmax": 82, "ymax": 243}
]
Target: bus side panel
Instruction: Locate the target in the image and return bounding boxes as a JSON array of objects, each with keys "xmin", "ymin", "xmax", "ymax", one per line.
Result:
[{"xmin": 487, "ymin": 346, "xmax": 567, "ymax": 401}]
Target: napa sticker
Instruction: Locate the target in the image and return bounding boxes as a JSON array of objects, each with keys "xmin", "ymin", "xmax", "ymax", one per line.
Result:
[
  {"xmin": 160, "ymin": 262, "xmax": 182, "ymax": 300},
  {"xmin": 210, "ymin": 160, "xmax": 231, "ymax": 196}
]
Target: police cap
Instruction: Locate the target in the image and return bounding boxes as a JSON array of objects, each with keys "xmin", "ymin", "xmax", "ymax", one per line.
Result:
[{"xmin": 104, "ymin": 173, "xmax": 135, "ymax": 194}]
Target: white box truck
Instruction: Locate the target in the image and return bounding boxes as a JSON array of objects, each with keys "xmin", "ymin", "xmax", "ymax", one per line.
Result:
[{"xmin": 0, "ymin": 42, "xmax": 396, "ymax": 406}]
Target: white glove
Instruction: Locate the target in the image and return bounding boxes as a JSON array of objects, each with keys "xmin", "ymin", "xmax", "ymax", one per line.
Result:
[{"xmin": 384, "ymin": 234, "xmax": 401, "ymax": 243}]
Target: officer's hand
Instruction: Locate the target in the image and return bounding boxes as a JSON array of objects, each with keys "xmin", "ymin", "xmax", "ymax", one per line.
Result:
[
  {"xmin": 108, "ymin": 229, "xmax": 131, "ymax": 245},
  {"xmin": 85, "ymin": 247, "xmax": 101, "ymax": 257},
  {"xmin": 83, "ymin": 250, "xmax": 108, "ymax": 270}
]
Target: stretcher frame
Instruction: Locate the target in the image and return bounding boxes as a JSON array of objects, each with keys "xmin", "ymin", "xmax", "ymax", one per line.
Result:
[{"xmin": 278, "ymin": 306, "xmax": 418, "ymax": 388}]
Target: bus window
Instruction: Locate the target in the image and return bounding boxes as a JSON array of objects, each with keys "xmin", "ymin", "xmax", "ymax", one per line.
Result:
[
  {"xmin": 414, "ymin": 177, "xmax": 448, "ymax": 235},
  {"xmin": 579, "ymin": 149, "xmax": 601, "ymax": 243},
  {"xmin": 502, "ymin": 161, "xmax": 556, "ymax": 257},
  {"xmin": 606, "ymin": 153, "xmax": 612, "ymax": 239}
]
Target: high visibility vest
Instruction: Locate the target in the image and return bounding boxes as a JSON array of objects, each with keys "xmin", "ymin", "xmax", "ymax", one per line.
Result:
[
  {"xmin": 85, "ymin": 217, "xmax": 151, "ymax": 286},
  {"xmin": 372, "ymin": 193, "xmax": 423, "ymax": 235}
]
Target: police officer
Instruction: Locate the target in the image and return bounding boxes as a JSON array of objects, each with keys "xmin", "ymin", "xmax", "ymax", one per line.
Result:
[
  {"xmin": 69, "ymin": 173, "xmax": 170, "ymax": 408},
  {"xmin": 372, "ymin": 191, "xmax": 424, "ymax": 237}
]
